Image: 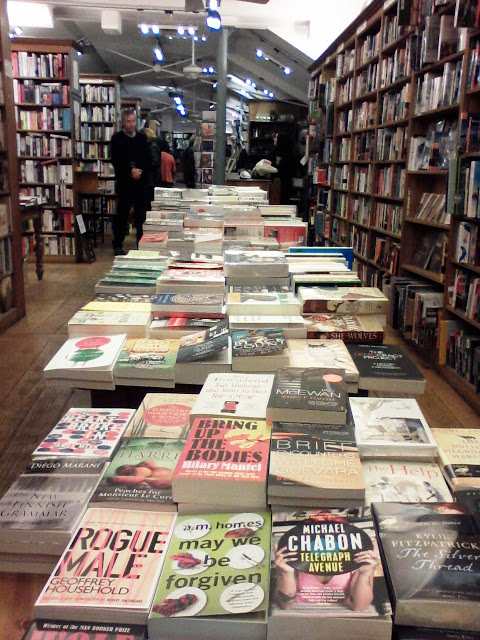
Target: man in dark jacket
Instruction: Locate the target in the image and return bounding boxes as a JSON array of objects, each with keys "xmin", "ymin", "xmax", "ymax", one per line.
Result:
[
  {"xmin": 182, "ymin": 134, "xmax": 196, "ymax": 188},
  {"xmin": 110, "ymin": 109, "xmax": 152, "ymax": 255}
]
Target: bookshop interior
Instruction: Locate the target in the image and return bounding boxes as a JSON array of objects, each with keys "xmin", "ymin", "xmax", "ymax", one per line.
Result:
[{"xmin": 2, "ymin": 0, "xmax": 480, "ymax": 638}]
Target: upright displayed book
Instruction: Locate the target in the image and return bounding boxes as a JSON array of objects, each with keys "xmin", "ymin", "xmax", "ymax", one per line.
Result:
[
  {"xmin": 431, "ymin": 428, "xmax": 480, "ymax": 492},
  {"xmin": 373, "ymin": 502, "xmax": 480, "ymax": 631},
  {"xmin": 113, "ymin": 338, "xmax": 179, "ymax": 387},
  {"xmin": 232, "ymin": 328, "xmax": 290, "ymax": 372},
  {"xmin": 349, "ymin": 398, "xmax": 438, "ymax": 459},
  {"xmin": 32, "ymin": 408, "xmax": 134, "ymax": 459},
  {"xmin": 346, "ymin": 344, "xmax": 426, "ymax": 394},
  {"xmin": 362, "ymin": 459, "xmax": 452, "ymax": 505},
  {"xmin": 149, "ymin": 511, "xmax": 271, "ymax": 640},
  {"xmin": 267, "ymin": 367, "xmax": 347, "ymax": 424},
  {"xmin": 303, "ymin": 314, "xmax": 384, "ymax": 342},
  {"xmin": 172, "ymin": 416, "xmax": 271, "ymax": 509},
  {"xmin": 125, "ymin": 392, "xmax": 198, "ymax": 439},
  {"xmin": 298, "ymin": 287, "xmax": 388, "ymax": 315},
  {"xmin": 268, "ymin": 508, "xmax": 392, "ymax": 640},
  {"xmin": 35, "ymin": 508, "xmax": 177, "ymax": 624}
]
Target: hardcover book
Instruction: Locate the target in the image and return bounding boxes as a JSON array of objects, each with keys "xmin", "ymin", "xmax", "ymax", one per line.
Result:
[
  {"xmin": 268, "ymin": 508, "xmax": 392, "ymax": 640},
  {"xmin": 125, "ymin": 393, "xmax": 197, "ymax": 439},
  {"xmin": 303, "ymin": 313, "xmax": 384, "ymax": 343},
  {"xmin": 90, "ymin": 438, "xmax": 184, "ymax": 511},
  {"xmin": 298, "ymin": 287, "xmax": 388, "ymax": 315},
  {"xmin": 190, "ymin": 372, "xmax": 275, "ymax": 421},
  {"xmin": 431, "ymin": 429, "xmax": 480, "ymax": 491},
  {"xmin": 267, "ymin": 368, "xmax": 348, "ymax": 425},
  {"xmin": 362, "ymin": 459, "xmax": 452, "ymax": 505},
  {"xmin": 32, "ymin": 408, "xmax": 135, "ymax": 460},
  {"xmin": 148, "ymin": 511, "xmax": 271, "ymax": 640},
  {"xmin": 373, "ymin": 502, "xmax": 480, "ymax": 631},
  {"xmin": 35, "ymin": 508, "xmax": 177, "ymax": 624},
  {"xmin": 113, "ymin": 338, "xmax": 179, "ymax": 386},
  {"xmin": 232, "ymin": 328, "xmax": 290, "ymax": 372},
  {"xmin": 346, "ymin": 344, "xmax": 426, "ymax": 394},
  {"xmin": 349, "ymin": 398, "xmax": 438, "ymax": 459},
  {"xmin": 172, "ymin": 416, "xmax": 271, "ymax": 508},
  {"xmin": 268, "ymin": 422, "xmax": 364, "ymax": 501}
]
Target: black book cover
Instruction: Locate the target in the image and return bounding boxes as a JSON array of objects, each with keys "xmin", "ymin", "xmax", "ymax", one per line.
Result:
[
  {"xmin": 23, "ymin": 621, "xmax": 146, "ymax": 639},
  {"xmin": 268, "ymin": 367, "xmax": 347, "ymax": 414},
  {"xmin": 176, "ymin": 319, "xmax": 229, "ymax": 362},
  {"xmin": 232, "ymin": 328, "xmax": 287, "ymax": 358},
  {"xmin": 347, "ymin": 344, "xmax": 424, "ymax": 383},
  {"xmin": 395, "ymin": 626, "xmax": 480, "ymax": 639}
]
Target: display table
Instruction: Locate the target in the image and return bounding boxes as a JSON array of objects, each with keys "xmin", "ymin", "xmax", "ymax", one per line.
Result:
[{"xmin": 20, "ymin": 202, "xmax": 44, "ymax": 281}]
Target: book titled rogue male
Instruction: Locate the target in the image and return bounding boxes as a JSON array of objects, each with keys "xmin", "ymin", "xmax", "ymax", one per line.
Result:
[
  {"xmin": 172, "ymin": 416, "xmax": 271, "ymax": 509},
  {"xmin": 34, "ymin": 508, "xmax": 177, "ymax": 624},
  {"xmin": 372, "ymin": 502, "xmax": 480, "ymax": 631},
  {"xmin": 148, "ymin": 511, "xmax": 271, "ymax": 640}
]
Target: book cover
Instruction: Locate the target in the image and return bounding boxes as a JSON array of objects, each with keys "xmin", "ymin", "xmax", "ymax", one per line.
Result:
[
  {"xmin": 395, "ymin": 626, "xmax": 480, "ymax": 640},
  {"xmin": 226, "ymin": 292, "xmax": 301, "ymax": 316},
  {"xmin": 23, "ymin": 621, "xmax": 146, "ymax": 640},
  {"xmin": 288, "ymin": 339, "xmax": 359, "ymax": 388},
  {"xmin": 35, "ymin": 508, "xmax": 177, "ymax": 624},
  {"xmin": 176, "ymin": 320, "xmax": 229, "ymax": 363},
  {"xmin": 232, "ymin": 328, "xmax": 289, "ymax": 371},
  {"xmin": 190, "ymin": 372, "xmax": 275, "ymax": 421},
  {"xmin": 362, "ymin": 459, "xmax": 452, "ymax": 505},
  {"xmin": 303, "ymin": 313, "xmax": 384, "ymax": 342},
  {"xmin": 149, "ymin": 511, "xmax": 270, "ymax": 636},
  {"xmin": 152, "ymin": 293, "xmax": 225, "ymax": 317},
  {"xmin": 268, "ymin": 423, "xmax": 364, "ymax": 500},
  {"xmin": 83, "ymin": 300, "xmax": 152, "ymax": 314},
  {"xmin": 372, "ymin": 502, "xmax": 480, "ymax": 631},
  {"xmin": 349, "ymin": 398, "xmax": 437, "ymax": 459},
  {"xmin": 431, "ymin": 429, "xmax": 480, "ymax": 491},
  {"xmin": 126, "ymin": 393, "xmax": 198, "ymax": 439},
  {"xmin": 346, "ymin": 344, "xmax": 425, "ymax": 393},
  {"xmin": 267, "ymin": 368, "xmax": 347, "ymax": 425},
  {"xmin": 68, "ymin": 311, "xmax": 150, "ymax": 337},
  {"xmin": 91, "ymin": 438, "xmax": 184, "ymax": 510},
  {"xmin": 32, "ymin": 408, "xmax": 135, "ymax": 459},
  {"xmin": 93, "ymin": 293, "xmax": 156, "ymax": 303},
  {"xmin": 113, "ymin": 338, "xmax": 179, "ymax": 381},
  {"xmin": 224, "ymin": 250, "xmax": 289, "ymax": 277},
  {"xmin": 268, "ymin": 508, "xmax": 392, "ymax": 640},
  {"xmin": 298, "ymin": 287, "xmax": 388, "ymax": 315}
]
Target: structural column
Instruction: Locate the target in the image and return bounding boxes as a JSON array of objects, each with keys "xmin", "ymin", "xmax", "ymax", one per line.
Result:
[{"xmin": 214, "ymin": 27, "xmax": 228, "ymax": 185}]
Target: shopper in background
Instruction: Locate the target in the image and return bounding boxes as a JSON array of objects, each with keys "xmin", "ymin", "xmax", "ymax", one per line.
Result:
[
  {"xmin": 110, "ymin": 108, "xmax": 151, "ymax": 255},
  {"xmin": 143, "ymin": 125, "xmax": 162, "ymax": 203},
  {"xmin": 160, "ymin": 140, "xmax": 176, "ymax": 188},
  {"xmin": 272, "ymin": 132, "xmax": 295, "ymax": 205},
  {"xmin": 182, "ymin": 134, "xmax": 197, "ymax": 188}
]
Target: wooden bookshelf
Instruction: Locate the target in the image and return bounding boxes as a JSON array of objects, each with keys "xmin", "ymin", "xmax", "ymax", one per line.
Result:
[
  {"xmin": 307, "ymin": 0, "xmax": 480, "ymax": 407},
  {"xmin": 11, "ymin": 38, "xmax": 82, "ymax": 262},
  {"xmin": 0, "ymin": 0, "xmax": 24, "ymax": 334}
]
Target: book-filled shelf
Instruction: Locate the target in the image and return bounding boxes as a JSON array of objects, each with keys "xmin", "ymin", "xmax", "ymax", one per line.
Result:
[
  {"xmin": 0, "ymin": 0, "xmax": 24, "ymax": 334},
  {"xmin": 307, "ymin": 0, "xmax": 480, "ymax": 414},
  {"xmin": 11, "ymin": 37, "xmax": 83, "ymax": 262}
]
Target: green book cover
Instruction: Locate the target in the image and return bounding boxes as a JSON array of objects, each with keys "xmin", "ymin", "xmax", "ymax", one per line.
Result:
[
  {"xmin": 150, "ymin": 511, "xmax": 271, "ymax": 619},
  {"xmin": 91, "ymin": 438, "xmax": 184, "ymax": 507},
  {"xmin": 114, "ymin": 338, "xmax": 179, "ymax": 378}
]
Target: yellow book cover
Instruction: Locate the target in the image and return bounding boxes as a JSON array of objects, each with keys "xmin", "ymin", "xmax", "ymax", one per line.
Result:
[{"xmin": 432, "ymin": 428, "xmax": 480, "ymax": 490}]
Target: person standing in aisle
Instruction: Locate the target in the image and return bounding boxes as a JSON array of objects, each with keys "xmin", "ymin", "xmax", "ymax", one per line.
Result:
[
  {"xmin": 110, "ymin": 108, "xmax": 151, "ymax": 255},
  {"xmin": 271, "ymin": 132, "xmax": 295, "ymax": 205},
  {"xmin": 143, "ymin": 125, "xmax": 162, "ymax": 203},
  {"xmin": 160, "ymin": 140, "xmax": 176, "ymax": 187},
  {"xmin": 182, "ymin": 134, "xmax": 197, "ymax": 188}
]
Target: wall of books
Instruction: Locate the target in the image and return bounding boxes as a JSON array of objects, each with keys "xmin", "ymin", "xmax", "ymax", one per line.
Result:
[{"xmin": 307, "ymin": 0, "xmax": 480, "ymax": 409}]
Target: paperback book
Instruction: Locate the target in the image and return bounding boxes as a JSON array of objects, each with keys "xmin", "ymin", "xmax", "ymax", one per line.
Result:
[
  {"xmin": 349, "ymin": 398, "xmax": 438, "ymax": 459},
  {"xmin": 268, "ymin": 508, "xmax": 392, "ymax": 640},
  {"xmin": 229, "ymin": 315, "xmax": 307, "ymax": 340},
  {"xmin": 176, "ymin": 320, "xmax": 229, "ymax": 363},
  {"xmin": 303, "ymin": 313, "xmax": 384, "ymax": 342},
  {"xmin": 152, "ymin": 293, "xmax": 225, "ymax": 318},
  {"xmin": 83, "ymin": 300, "xmax": 152, "ymax": 314},
  {"xmin": 35, "ymin": 508, "xmax": 177, "ymax": 624},
  {"xmin": 298, "ymin": 287, "xmax": 388, "ymax": 315},
  {"xmin": 32, "ymin": 408, "xmax": 135, "ymax": 460},
  {"xmin": 431, "ymin": 428, "xmax": 480, "ymax": 492},
  {"xmin": 113, "ymin": 338, "xmax": 179, "ymax": 387},
  {"xmin": 125, "ymin": 393, "xmax": 197, "ymax": 439},
  {"xmin": 232, "ymin": 328, "xmax": 290, "ymax": 372},
  {"xmin": 267, "ymin": 367, "xmax": 347, "ymax": 425},
  {"xmin": 226, "ymin": 291, "xmax": 301, "ymax": 316},
  {"xmin": 68, "ymin": 311, "xmax": 151, "ymax": 338},
  {"xmin": 148, "ymin": 316, "xmax": 220, "ymax": 339},
  {"xmin": 148, "ymin": 511, "xmax": 271, "ymax": 640},
  {"xmin": 224, "ymin": 249, "xmax": 289, "ymax": 277},
  {"xmin": 22, "ymin": 621, "xmax": 146, "ymax": 640},
  {"xmin": 172, "ymin": 416, "xmax": 271, "ymax": 508}
]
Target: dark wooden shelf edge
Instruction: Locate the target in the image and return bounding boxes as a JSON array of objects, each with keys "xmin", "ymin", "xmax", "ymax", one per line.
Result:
[{"xmin": 0, "ymin": 308, "xmax": 18, "ymax": 333}]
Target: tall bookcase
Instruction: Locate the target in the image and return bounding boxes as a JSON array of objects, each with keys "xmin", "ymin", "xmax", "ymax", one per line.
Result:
[
  {"xmin": 308, "ymin": 0, "xmax": 480, "ymax": 410},
  {"xmin": 0, "ymin": 0, "xmax": 24, "ymax": 333},
  {"xmin": 11, "ymin": 38, "xmax": 82, "ymax": 262}
]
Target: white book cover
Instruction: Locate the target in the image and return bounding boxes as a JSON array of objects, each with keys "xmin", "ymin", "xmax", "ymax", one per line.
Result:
[
  {"xmin": 288, "ymin": 339, "xmax": 359, "ymax": 385},
  {"xmin": 229, "ymin": 315, "xmax": 306, "ymax": 328},
  {"xmin": 68, "ymin": 311, "xmax": 150, "ymax": 328},
  {"xmin": 190, "ymin": 372, "xmax": 275, "ymax": 421},
  {"xmin": 362, "ymin": 459, "xmax": 452, "ymax": 505},
  {"xmin": 226, "ymin": 292, "xmax": 301, "ymax": 316},
  {"xmin": 349, "ymin": 397, "xmax": 438, "ymax": 459},
  {"xmin": 43, "ymin": 334, "xmax": 127, "ymax": 380}
]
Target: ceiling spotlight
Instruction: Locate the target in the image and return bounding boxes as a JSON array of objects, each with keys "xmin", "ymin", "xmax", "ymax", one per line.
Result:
[
  {"xmin": 208, "ymin": 66, "xmax": 215, "ymax": 74},
  {"xmin": 213, "ymin": 82, "xmax": 217, "ymax": 88},
  {"xmin": 139, "ymin": 23, "xmax": 149, "ymax": 35},
  {"xmin": 194, "ymin": 36, "xmax": 198, "ymax": 41},
  {"xmin": 151, "ymin": 24, "xmax": 160, "ymax": 35},
  {"xmin": 77, "ymin": 50, "xmax": 83, "ymax": 57},
  {"xmin": 174, "ymin": 96, "xmax": 182, "ymax": 105},
  {"xmin": 188, "ymin": 26, "xmax": 196, "ymax": 36},
  {"xmin": 206, "ymin": 9, "xmax": 221, "ymax": 31},
  {"xmin": 256, "ymin": 48, "xmax": 263, "ymax": 58},
  {"xmin": 177, "ymin": 26, "xmax": 185, "ymax": 36},
  {"xmin": 245, "ymin": 78, "xmax": 251, "ymax": 85},
  {"xmin": 201, "ymin": 34, "xmax": 207, "ymax": 42},
  {"xmin": 13, "ymin": 26, "xmax": 23, "ymax": 36},
  {"xmin": 283, "ymin": 66, "xmax": 291, "ymax": 75},
  {"xmin": 263, "ymin": 89, "xmax": 269, "ymax": 95},
  {"xmin": 168, "ymin": 36, "xmax": 173, "ymax": 40},
  {"xmin": 264, "ymin": 56, "xmax": 269, "ymax": 61},
  {"xmin": 208, "ymin": 0, "xmax": 219, "ymax": 8},
  {"xmin": 252, "ymin": 82, "xmax": 256, "ymax": 89},
  {"xmin": 203, "ymin": 67, "xmax": 208, "ymax": 73},
  {"xmin": 269, "ymin": 92, "xmax": 274, "ymax": 98},
  {"xmin": 154, "ymin": 46, "xmax": 164, "ymax": 62}
]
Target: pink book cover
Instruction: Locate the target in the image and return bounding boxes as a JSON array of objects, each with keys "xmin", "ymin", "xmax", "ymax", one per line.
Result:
[{"xmin": 35, "ymin": 508, "xmax": 176, "ymax": 615}]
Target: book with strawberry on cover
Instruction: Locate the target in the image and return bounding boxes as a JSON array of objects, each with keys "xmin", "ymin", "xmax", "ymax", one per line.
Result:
[
  {"xmin": 172, "ymin": 416, "xmax": 271, "ymax": 509},
  {"xmin": 267, "ymin": 367, "xmax": 347, "ymax": 425},
  {"xmin": 298, "ymin": 286, "xmax": 388, "ymax": 315},
  {"xmin": 90, "ymin": 438, "xmax": 184, "ymax": 511},
  {"xmin": 304, "ymin": 313, "xmax": 384, "ymax": 342},
  {"xmin": 349, "ymin": 398, "xmax": 438, "ymax": 459},
  {"xmin": 35, "ymin": 508, "xmax": 177, "ymax": 624},
  {"xmin": 32, "ymin": 408, "xmax": 135, "ymax": 460},
  {"xmin": 232, "ymin": 328, "xmax": 290, "ymax": 372},
  {"xmin": 113, "ymin": 338, "xmax": 179, "ymax": 387},
  {"xmin": 148, "ymin": 511, "xmax": 271, "ymax": 640},
  {"xmin": 268, "ymin": 508, "xmax": 392, "ymax": 640},
  {"xmin": 125, "ymin": 392, "xmax": 197, "ymax": 439},
  {"xmin": 431, "ymin": 428, "xmax": 480, "ymax": 493}
]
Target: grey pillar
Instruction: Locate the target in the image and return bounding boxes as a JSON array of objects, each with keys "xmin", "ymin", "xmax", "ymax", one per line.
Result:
[{"xmin": 214, "ymin": 27, "xmax": 228, "ymax": 185}]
